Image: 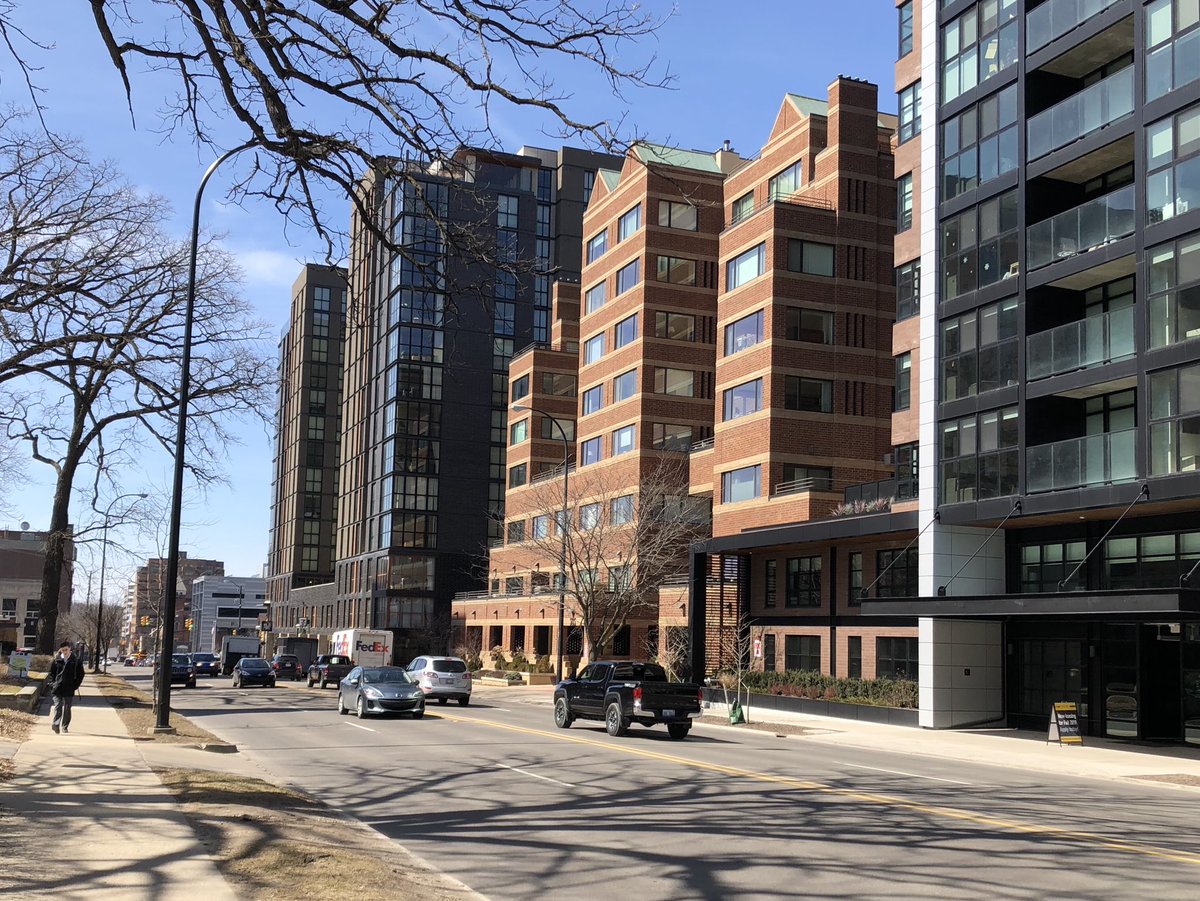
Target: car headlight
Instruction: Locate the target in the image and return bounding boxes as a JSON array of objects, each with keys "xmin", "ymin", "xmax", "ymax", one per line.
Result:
[{"xmin": 362, "ymin": 687, "xmax": 382, "ymax": 699}]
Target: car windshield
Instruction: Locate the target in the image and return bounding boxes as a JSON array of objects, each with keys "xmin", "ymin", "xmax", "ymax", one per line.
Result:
[
  {"xmin": 171, "ymin": 655, "xmax": 190, "ymax": 665},
  {"xmin": 241, "ymin": 658, "xmax": 269, "ymax": 670},
  {"xmin": 276, "ymin": 656, "xmax": 298, "ymax": 664},
  {"xmin": 192, "ymin": 654, "xmax": 215, "ymax": 662},
  {"xmin": 362, "ymin": 667, "xmax": 412, "ymax": 684},
  {"xmin": 432, "ymin": 659, "xmax": 467, "ymax": 673},
  {"xmin": 326, "ymin": 656, "xmax": 352, "ymax": 665}
]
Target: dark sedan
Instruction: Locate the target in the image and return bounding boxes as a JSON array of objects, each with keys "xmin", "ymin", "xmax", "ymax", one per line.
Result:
[
  {"xmin": 232, "ymin": 657, "xmax": 276, "ymax": 689},
  {"xmin": 189, "ymin": 652, "xmax": 220, "ymax": 677},
  {"xmin": 338, "ymin": 666, "xmax": 425, "ymax": 719}
]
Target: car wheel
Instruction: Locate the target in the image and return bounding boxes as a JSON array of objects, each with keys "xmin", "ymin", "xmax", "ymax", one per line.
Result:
[
  {"xmin": 356, "ymin": 694, "xmax": 368, "ymax": 719},
  {"xmin": 554, "ymin": 697, "xmax": 574, "ymax": 729},
  {"xmin": 437, "ymin": 697, "xmax": 447, "ymax": 706},
  {"xmin": 458, "ymin": 696, "xmax": 470, "ymax": 707},
  {"xmin": 667, "ymin": 723, "xmax": 691, "ymax": 740},
  {"xmin": 337, "ymin": 693, "xmax": 347, "ymax": 715},
  {"xmin": 605, "ymin": 701, "xmax": 628, "ymax": 737},
  {"xmin": 412, "ymin": 709, "xmax": 425, "ymax": 720}
]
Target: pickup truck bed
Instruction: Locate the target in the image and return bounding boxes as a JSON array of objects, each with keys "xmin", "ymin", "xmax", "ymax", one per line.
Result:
[
  {"xmin": 553, "ymin": 661, "xmax": 703, "ymax": 740},
  {"xmin": 307, "ymin": 655, "xmax": 354, "ymax": 688}
]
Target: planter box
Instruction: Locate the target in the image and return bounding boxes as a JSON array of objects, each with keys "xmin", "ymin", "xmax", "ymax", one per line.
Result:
[
  {"xmin": 518, "ymin": 672, "xmax": 557, "ymax": 686},
  {"xmin": 478, "ymin": 676, "xmax": 518, "ymax": 687},
  {"xmin": 0, "ymin": 684, "xmax": 41, "ymax": 713},
  {"xmin": 705, "ymin": 688, "xmax": 918, "ymax": 727}
]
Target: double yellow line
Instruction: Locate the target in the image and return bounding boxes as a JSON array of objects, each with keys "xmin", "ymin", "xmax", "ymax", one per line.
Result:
[{"xmin": 438, "ymin": 712, "xmax": 1200, "ymax": 868}]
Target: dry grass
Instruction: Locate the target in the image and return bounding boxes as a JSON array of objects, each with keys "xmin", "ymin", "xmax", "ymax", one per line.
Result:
[
  {"xmin": 0, "ymin": 710, "xmax": 35, "ymax": 743},
  {"xmin": 157, "ymin": 768, "xmax": 478, "ymax": 901},
  {"xmin": 93, "ymin": 674, "xmax": 230, "ymax": 746},
  {"xmin": 695, "ymin": 715, "xmax": 815, "ymax": 737}
]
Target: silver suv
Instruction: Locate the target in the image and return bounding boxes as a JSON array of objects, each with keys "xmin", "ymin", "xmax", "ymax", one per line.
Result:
[{"xmin": 406, "ymin": 656, "xmax": 472, "ymax": 706}]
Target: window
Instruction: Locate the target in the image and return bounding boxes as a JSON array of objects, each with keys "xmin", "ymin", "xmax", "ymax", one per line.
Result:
[
  {"xmin": 614, "ymin": 314, "xmax": 638, "ymax": 348},
  {"xmin": 1146, "ymin": 0, "xmax": 1200, "ymax": 101},
  {"xmin": 721, "ymin": 465, "xmax": 761, "ymax": 503},
  {"xmin": 897, "ymin": 173, "xmax": 913, "ymax": 231},
  {"xmin": 896, "ymin": 442, "xmax": 919, "ymax": 500},
  {"xmin": 784, "ymin": 635, "xmax": 821, "ymax": 671},
  {"xmin": 1150, "ymin": 360, "xmax": 1200, "ymax": 475},
  {"xmin": 611, "ymin": 495, "xmax": 634, "ymax": 525},
  {"xmin": 731, "ymin": 191, "xmax": 754, "ymax": 224},
  {"xmin": 781, "ymin": 464, "xmax": 832, "ymax": 492},
  {"xmin": 586, "ymin": 230, "xmax": 607, "ymax": 263},
  {"xmin": 583, "ymin": 333, "xmax": 605, "ymax": 365},
  {"xmin": 786, "ymin": 308, "xmax": 833, "ymax": 344},
  {"xmin": 1148, "ymin": 232, "xmax": 1200, "ymax": 349},
  {"xmin": 616, "ymin": 259, "xmax": 641, "ymax": 294},
  {"xmin": 540, "ymin": 417, "xmax": 575, "ymax": 442},
  {"xmin": 497, "ymin": 194, "xmax": 519, "ymax": 229},
  {"xmin": 847, "ymin": 635, "xmax": 863, "ymax": 679},
  {"xmin": 942, "ymin": 0, "xmax": 1018, "ymax": 103},
  {"xmin": 652, "ymin": 423, "xmax": 694, "ymax": 451},
  {"xmin": 723, "ymin": 379, "xmax": 763, "ymax": 421},
  {"xmin": 654, "ymin": 367, "xmax": 694, "ymax": 396},
  {"xmin": 613, "ymin": 369, "xmax": 638, "ymax": 402},
  {"xmin": 895, "ymin": 353, "xmax": 912, "ymax": 411},
  {"xmin": 509, "ymin": 419, "xmax": 528, "ymax": 444},
  {"xmin": 508, "ymin": 464, "xmax": 527, "ymax": 489},
  {"xmin": 727, "ymin": 243, "xmax": 766, "ymax": 290},
  {"xmin": 764, "ymin": 633, "xmax": 777, "ymax": 672},
  {"xmin": 942, "ymin": 188, "xmax": 1019, "ymax": 300},
  {"xmin": 786, "ymin": 557, "xmax": 822, "ymax": 608},
  {"xmin": 1147, "ymin": 102, "xmax": 1200, "ymax": 225},
  {"xmin": 941, "ymin": 297, "xmax": 1018, "ymax": 400},
  {"xmin": 898, "ymin": 0, "xmax": 914, "ymax": 56},
  {"xmin": 582, "ymin": 385, "xmax": 604, "ymax": 415},
  {"xmin": 877, "ymin": 637, "xmax": 918, "ymax": 680},
  {"xmin": 896, "ymin": 261, "xmax": 920, "ymax": 321},
  {"xmin": 612, "ymin": 424, "xmax": 636, "ymax": 456},
  {"xmin": 786, "ymin": 240, "xmax": 835, "ymax": 277},
  {"xmin": 580, "ymin": 436, "xmax": 602, "ymax": 466},
  {"xmin": 543, "ymin": 372, "xmax": 576, "ymax": 397},
  {"xmin": 848, "ymin": 553, "xmax": 864, "ymax": 607},
  {"xmin": 784, "ymin": 377, "xmax": 833, "ymax": 413},
  {"xmin": 618, "ymin": 204, "xmax": 641, "ymax": 241},
  {"xmin": 658, "ymin": 200, "xmax": 698, "ymax": 230},
  {"xmin": 580, "ymin": 502, "xmax": 601, "ymax": 530},
  {"xmin": 764, "ymin": 560, "xmax": 777, "ymax": 608},
  {"xmin": 942, "ymin": 84, "xmax": 1018, "ymax": 201},
  {"xmin": 876, "ymin": 548, "xmax": 918, "ymax": 597},
  {"xmin": 1104, "ymin": 531, "xmax": 1200, "ymax": 589},
  {"xmin": 510, "ymin": 374, "xmax": 529, "ymax": 401},
  {"xmin": 768, "ymin": 161, "xmax": 803, "ymax": 201},
  {"xmin": 657, "ymin": 255, "xmax": 697, "ymax": 286},
  {"xmin": 532, "ymin": 515, "xmax": 549, "ymax": 539},
  {"xmin": 899, "ymin": 81, "xmax": 922, "ymax": 143},
  {"xmin": 724, "ymin": 310, "xmax": 764, "ymax": 355},
  {"xmin": 655, "ymin": 311, "xmax": 696, "ymax": 340},
  {"xmin": 1020, "ymin": 541, "xmax": 1087, "ymax": 593},
  {"xmin": 941, "ymin": 405, "xmax": 1019, "ymax": 503},
  {"xmin": 583, "ymin": 171, "xmax": 595, "ymax": 204},
  {"xmin": 583, "ymin": 282, "xmax": 607, "ymax": 317}
]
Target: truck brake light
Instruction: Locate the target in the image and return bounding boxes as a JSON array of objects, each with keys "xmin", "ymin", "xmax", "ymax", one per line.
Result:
[
  {"xmin": 698, "ymin": 687, "xmax": 705, "ymax": 705},
  {"xmin": 633, "ymin": 686, "xmax": 642, "ymax": 701}
]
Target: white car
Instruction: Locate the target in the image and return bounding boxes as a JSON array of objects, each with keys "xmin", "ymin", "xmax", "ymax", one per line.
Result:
[{"xmin": 406, "ymin": 656, "xmax": 472, "ymax": 706}]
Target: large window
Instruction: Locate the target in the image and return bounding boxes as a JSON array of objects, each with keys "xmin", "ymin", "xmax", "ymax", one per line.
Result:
[
  {"xmin": 942, "ymin": 188, "xmax": 1019, "ymax": 301},
  {"xmin": 786, "ymin": 239, "xmax": 835, "ymax": 277},
  {"xmin": 532, "ymin": 514, "xmax": 549, "ymax": 539},
  {"xmin": 721, "ymin": 465, "xmax": 761, "ymax": 503},
  {"xmin": 1146, "ymin": 0, "xmax": 1200, "ymax": 101},
  {"xmin": 586, "ymin": 230, "xmax": 607, "ymax": 264},
  {"xmin": 895, "ymin": 353, "xmax": 912, "ymax": 411},
  {"xmin": 847, "ymin": 635, "xmax": 863, "ymax": 678},
  {"xmin": 941, "ymin": 405, "xmax": 1019, "ymax": 503},
  {"xmin": 497, "ymin": 194, "xmax": 519, "ymax": 228},
  {"xmin": 611, "ymin": 495, "xmax": 634, "ymax": 525},
  {"xmin": 876, "ymin": 548, "xmax": 918, "ymax": 597},
  {"xmin": 580, "ymin": 436, "xmax": 602, "ymax": 466},
  {"xmin": 657, "ymin": 255, "xmax": 697, "ymax": 286},
  {"xmin": 765, "ymin": 560, "xmax": 777, "ymax": 608},
  {"xmin": 582, "ymin": 385, "xmax": 603, "ymax": 415},
  {"xmin": 618, "ymin": 204, "xmax": 641, "ymax": 241},
  {"xmin": 943, "ymin": 0, "xmax": 1018, "ymax": 103},
  {"xmin": 1148, "ymin": 231, "xmax": 1200, "ymax": 349},
  {"xmin": 786, "ymin": 556, "xmax": 822, "ymax": 608},
  {"xmin": 658, "ymin": 200, "xmax": 698, "ymax": 230},
  {"xmin": 723, "ymin": 378, "xmax": 763, "ymax": 421},
  {"xmin": 616, "ymin": 259, "xmax": 641, "ymax": 295},
  {"xmin": 510, "ymin": 374, "xmax": 529, "ymax": 401},
  {"xmin": 613, "ymin": 369, "xmax": 638, "ymax": 402},
  {"xmin": 612, "ymin": 424, "xmax": 636, "ymax": 456},
  {"xmin": 899, "ymin": 1, "xmax": 914, "ymax": 57},
  {"xmin": 615, "ymin": 313, "xmax": 638, "ymax": 349},
  {"xmin": 897, "ymin": 173, "xmax": 913, "ymax": 232},
  {"xmin": 899, "ymin": 81, "xmax": 922, "ymax": 143},
  {"xmin": 784, "ymin": 377, "xmax": 833, "ymax": 413},
  {"xmin": 1147, "ymin": 102, "xmax": 1200, "ymax": 225},
  {"xmin": 1150, "ymin": 360, "xmax": 1200, "ymax": 475},
  {"xmin": 652, "ymin": 423, "xmax": 696, "ymax": 451},
  {"xmin": 580, "ymin": 503, "xmax": 601, "ymax": 531},
  {"xmin": 543, "ymin": 372, "xmax": 576, "ymax": 396},
  {"xmin": 509, "ymin": 419, "xmax": 528, "ymax": 444},
  {"xmin": 768, "ymin": 161, "xmax": 803, "ymax": 201},
  {"xmin": 876, "ymin": 637, "xmax": 918, "ymax": 680},
  {"xmin": 540, "ymin": 417, "xmax": 575, "ymax": 441},
  {"xmin": 731, "ymin": 192, "xmax": 754, "ymax": 224},
  {"xmin": 654, "ymin": 367, "xmax": 694, "ymax": 396},
  {"xmin": 942, "ymin": 84, "xmax": 1018, "ymax": 201},
  {"xmin": 784, "ymin": 635, "xmax": 821, "ymax": 672},
  {"xmin": 583, "ymin": 333, "xmax": 605, "ymax": 365},
  {"xmin": 786, "ymin": 308, "xmax": 833, "ymax": 344},
  {"xmin": 1105, "ymin": 531, "xmax": 1200, "ymax": 589},
  {"xmin": 725, "ymin": 310, "xmax": 764, "ymax": 355},
  {"xmin": 727, "ymin": 243, "xmax": 766, "ymax": 290},
  {"xmin": 508, "ymin": 464, "xmax": 527, "ymax": 489},
  {"xmin": 941, "ymin": 297, "xmax": 1018, "ymax": 400},
  {"xmin": 897, "ymin": 260, "xmax": 920, "ymax": 321},
  {"xmin": 584, "ymin": 282, "xmax": 606, "ymax": 315},
  {"xmin": 896, "ymin": 442, "xmax": 919, "ymax": 500},
  {"xmin": 1020, "ymin": 541, "xmax": 1086, "ymax": 593},
  {"xmin": 848, "ymin": 554, "xmax": 864, "ymax": 608},
  {"xmin": 655, "ymin": 311, "xmax": 696, "ymax": 340}
]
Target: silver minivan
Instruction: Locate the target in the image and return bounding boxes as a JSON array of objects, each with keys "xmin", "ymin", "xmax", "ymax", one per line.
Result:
[{"xmin": 406, "ymin": 655, "xmax": 472, "ymax": 705}]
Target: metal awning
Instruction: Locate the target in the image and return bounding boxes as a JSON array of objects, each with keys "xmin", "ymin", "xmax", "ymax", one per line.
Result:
[{"xmin": 861, "ymin": 588, "xmax": 1200, "ymax": 620}]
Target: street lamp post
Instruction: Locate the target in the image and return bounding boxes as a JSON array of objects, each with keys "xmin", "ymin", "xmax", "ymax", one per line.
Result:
[
  {"xmin": 512, "ymin": 404, "xmax": 570, "ymax": 680},
  {"xmin": 94, "ymin": 492, "xmax": 147, "ymax": 673},
  {"xmin": 154, "ymin": 141, "xmax": 256, "ymax": 732}
]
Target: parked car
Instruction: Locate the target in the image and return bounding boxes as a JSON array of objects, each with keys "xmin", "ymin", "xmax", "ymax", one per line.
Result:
[
  {"xmin": 166, "ymin": 653, "xmax": 197, "ymax": 689},
  {"xmin": 553, "ymin": 661, "xmax": 703, "ymax": 739},
  {"xmin": 405, "ymin": 656, "xmax": 472, "ymax": 706},
  {"xmin": 124, "ymin": 656, "xmax": 137, "ymax": 667},
  {"xmin": 232, "ymin": 657, "xmax": 276, "ymax": 689},
  {"xmin": 270, "ymin": 653, "xmax": 303, "ymax": 681},
  {"xmin": 189, "ymin": 652, "xmax": 220, "ymax": 678},
  {"xmin": 307, "ymin": 654, "xmax": 354, "ymax": 689},
  {"xmin": 338, "ymin": 666, "xmax": 425, "ymax": 719}
]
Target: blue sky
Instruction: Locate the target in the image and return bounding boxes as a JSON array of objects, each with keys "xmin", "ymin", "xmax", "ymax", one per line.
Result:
[{"xmin": 1, "ymin": 1, "xmax": 895, "ymax": 581}]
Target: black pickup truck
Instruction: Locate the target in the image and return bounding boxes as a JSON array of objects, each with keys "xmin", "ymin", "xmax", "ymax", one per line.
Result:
[
  {"xmin": 553, "ymin": 661, "xmax": 703, "ymax": 740},
  {"xmin": 307, "ymin": 654, "xmax": 354, "ymax": 688}
]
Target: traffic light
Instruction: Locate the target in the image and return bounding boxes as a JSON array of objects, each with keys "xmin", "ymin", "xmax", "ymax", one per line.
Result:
[
  {"xmin": 140, "ymin": 615, "xmax": 150, "ymax": 627},
  {"xmin": 185, "ymin": 618, "xmax": 193, "ymax": 631}
]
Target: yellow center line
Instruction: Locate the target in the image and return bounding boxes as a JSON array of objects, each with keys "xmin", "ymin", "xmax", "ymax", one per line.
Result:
[{"xmin": 438, "ymin": 711, "xmax": 1200, "ymax": 867}]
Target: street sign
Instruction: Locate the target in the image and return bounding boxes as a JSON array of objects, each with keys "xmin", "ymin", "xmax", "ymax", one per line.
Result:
[
  {"xmin": 1048, "ymin": 701, "xmax": 1082, "ymax": 745},
  {"xmin": 8, "ymin": 653, "xmax": 29, "ymax": 680},
  {"xmin": 753, "ymin": 637, "xmax": 762, "ymax": 659}
]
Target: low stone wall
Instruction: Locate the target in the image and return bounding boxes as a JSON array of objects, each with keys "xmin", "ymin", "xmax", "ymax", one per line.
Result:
[
  {"xmin": 704, "ymin": 689, "xmax": 919, "ymax": 728},
  {"xmin": 0, "ymin": 684, "xmax": 42, "ymax": 713}
]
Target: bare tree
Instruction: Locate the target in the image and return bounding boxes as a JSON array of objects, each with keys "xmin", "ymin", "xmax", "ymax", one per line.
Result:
[
  {"xmin": 504, "ymin": 457, "xmax": 708, "ymax": 662},
  {"xmin": 713, "ymin": 607, "xmax": 754, "ymax": 723},
  {"xmin": 644, "ymin": 623, "xmax": 691, "ymax": 682},
  {"xmin": 0, "ymin": 122, "xmax": 274, "ymax": 653},
  {"xmin": 56, "ymin": 602, "xmax": 124, "ymax": 662},
  {"xmin": 0, "ymin": 436, "xmax": 25, "ymax": 518}
]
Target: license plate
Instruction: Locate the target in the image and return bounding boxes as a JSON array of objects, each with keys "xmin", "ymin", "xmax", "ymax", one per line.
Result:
[
  {"xmin": 663, "ymin": 709, "xmax": 675, "ymax": 718},
  {"xmin": 441, "ymin": 676, "xmax": 457, "ymax": 683}
]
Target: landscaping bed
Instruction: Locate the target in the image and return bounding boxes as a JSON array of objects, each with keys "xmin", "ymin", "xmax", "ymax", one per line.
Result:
[{"xmin": 94, "ymin": 673, "xmax": 232, "ymax": 747}]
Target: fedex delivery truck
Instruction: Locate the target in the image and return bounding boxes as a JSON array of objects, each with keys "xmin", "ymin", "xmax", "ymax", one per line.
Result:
[{"xmin": 331, "ymin": 629, "xmax": 393, "ymax": 667}]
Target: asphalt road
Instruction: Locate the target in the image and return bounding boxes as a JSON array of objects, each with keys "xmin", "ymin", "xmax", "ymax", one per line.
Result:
[{"xmin": 127, "ymin": 671, "xmax": 1200, "ymax": 900}]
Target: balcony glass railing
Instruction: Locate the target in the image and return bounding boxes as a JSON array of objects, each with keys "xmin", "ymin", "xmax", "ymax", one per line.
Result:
[
  {"xmin": 1027, "ymin": 185, "xmax": 1135, "ymax": 271},
  {"xmin": 1027, "ymin": 67, "xmax": 1133, "ymax": 160},
  {"xmin": 1027, "ymin": 306, "xmax": 1135, "ymax": 380},
  {"xmin": 1027, "ymin": 0, "xmax": 1121, "ymax": 54},
  {"xmin": 1026, "ymin": 428, "xmax": 1136, "ymax": 493}
]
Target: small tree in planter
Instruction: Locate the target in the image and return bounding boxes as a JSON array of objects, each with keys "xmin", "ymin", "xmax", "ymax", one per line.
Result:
[
  {"xmin": 714, "ymin": 609, "xmax": 755, "ymax": 724},
  {"xmin": 509, "ymin": 647, "xmax": 529, "ymax": 673},
  {"xmin": 490, "ymin": 646, "xmax": 507, "ymax": 672}
]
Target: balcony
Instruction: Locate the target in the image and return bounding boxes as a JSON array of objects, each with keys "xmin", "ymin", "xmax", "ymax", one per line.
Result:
[
  {"xmin": 1026, "ymin": 428, "xmax": 1136, "ymax": 493},
  {"xmin": 1027, "ymin": 0, "xmax": 1121, "ymax": 54},
  {"xmin": 1027, "ymin": 66, "xmax": 1133, "ymax": 161},
  {"xmin": 1027, "ymin": 185, "xmax": 1135, "ymax": 271},
  {"xmin": 1026, "ymin": 306, "xmax": 1135, "ymax": 381}
]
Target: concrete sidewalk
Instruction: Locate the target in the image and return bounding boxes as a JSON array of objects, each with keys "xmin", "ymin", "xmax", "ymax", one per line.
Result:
[{"xmin": 0, "ymin": 682, "xmax": 238, "ymax": 900}]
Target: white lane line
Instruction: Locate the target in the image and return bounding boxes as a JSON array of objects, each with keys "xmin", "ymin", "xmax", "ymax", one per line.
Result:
[
  {"xmin": 839, "ymin": 762, "xmax": 974, "ymax": 786},
  {"xmin": 489, "ymin": 708, "xmax": 511, "ymax": 712},
  {"xmin": 345, "ymin": 722, "xmax": 377, "ymax": 733},
  {"xmin": 494, "ymin": 762, "xmax": 574, "ymax": 787}
]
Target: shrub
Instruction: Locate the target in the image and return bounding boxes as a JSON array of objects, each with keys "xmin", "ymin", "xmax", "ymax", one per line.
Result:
[
  {"xmin": 489, "ymin": 646, "xmax": 507, "ymax": 670},
  {"xmin": 508, "ymin": 648, "xmax": 529, "ymax": 673},
  {"xmin": 740, "ymin": 669, "xmax": 917, "ymax": 708},
  {"xmin": 830, "ymin": 497, "xmax": 893, "ymax": 517},
  {"xmin": 533, "ymin": 655, "xmax": 554, "ymax": 675}
]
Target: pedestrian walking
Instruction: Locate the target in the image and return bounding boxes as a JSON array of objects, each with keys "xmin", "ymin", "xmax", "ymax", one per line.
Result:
[{"xmin": 48, "ymin": 641, "xmax": 85, "ymax": 734}]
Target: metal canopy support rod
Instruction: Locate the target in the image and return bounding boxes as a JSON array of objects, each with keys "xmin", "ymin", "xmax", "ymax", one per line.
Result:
[
  {"xmin": 1058, "ymin": 483, "xmax": 1150, "ymax": 591},
  {"xmin": 860, "ymin": 512, "xmax": 939, "ymax": 600},
  {"xmin": 938, "ymin": 500, "xmax": 1023, "ymax": 597}
]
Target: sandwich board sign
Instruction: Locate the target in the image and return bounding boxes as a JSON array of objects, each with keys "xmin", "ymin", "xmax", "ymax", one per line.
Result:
[{"xmin": 1048, "ymin": 701, "xmax": 1082, "ymax": 745}]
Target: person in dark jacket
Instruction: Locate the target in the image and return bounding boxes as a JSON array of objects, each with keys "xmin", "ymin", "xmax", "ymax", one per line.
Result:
[{"xmin": 48, "ymin": 641, "xmax": 85, "ymax": 734}]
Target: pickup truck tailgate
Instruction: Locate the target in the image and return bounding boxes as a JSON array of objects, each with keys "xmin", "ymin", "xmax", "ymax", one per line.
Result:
[{"xmin": 637, "ymin": 681, "xmax": 701, "ymax": 713}]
